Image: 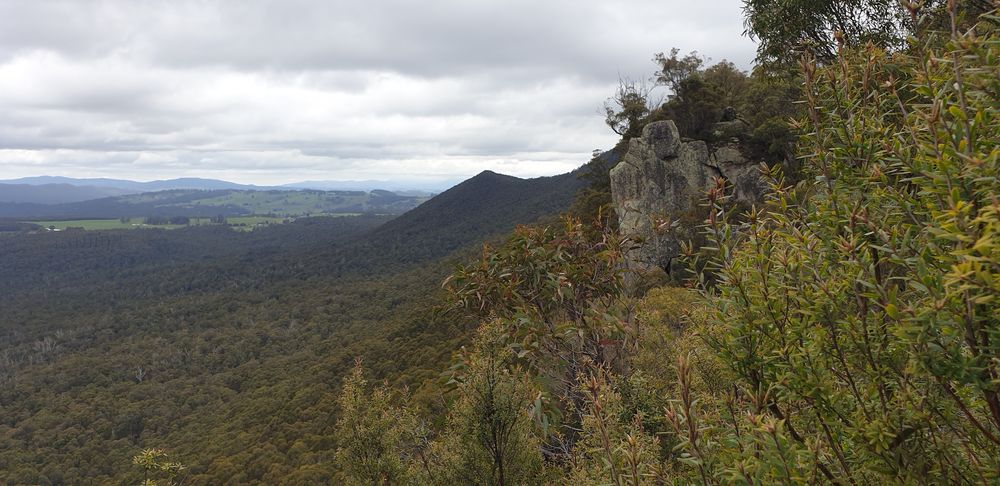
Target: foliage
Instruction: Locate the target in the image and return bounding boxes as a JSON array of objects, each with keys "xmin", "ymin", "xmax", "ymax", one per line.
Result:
[
  {"xmin": 568, "ymin": 370, "xmax": 661, "ymax": 485},
  {"xmin": 653, "ymin": 58, "xmax": 802, "ymax": 156},
  {"xmin": 699, "ymin": 60, "xmax": 749, "ymax": 108},
  {"xmin": 132, "ymin": 448, "xmax": 186, "ymax": 486},
  {"xmin": 742, "ymin": 0, "xmax": 908, "ymax": 68},
  {"xmin": 434, "ymin": 322, "xmax": 544, "ymax": 485},
  {"xmin": 604, "ymin": 77, "xmax": 659, "ymax": 138},
  {"xmin": 656, "ymin": 74, "xmax": 727, "ymax": 141},
  {"xmin": 653, "ymin": 48, "xmax": 705, "ymax": 98},
  {"xmin": 445, "ymin": 217, "xmax": 638, "ymax": 455},
  {"xmin": 742, "ymin": 0, "xmax": 994, "ymax": 69},
  {"xmin": 334, "ymin": 362, "xmax": 422, "ymax": 485},
  {"xmin": 446, "ymin": 218, "xmax": 631, "ymax": 370},
  {"xmin": 674, "ymin": 7, "xmax": 1000, "ymax": 483},
  {"xmin": 601, "ymin": 48, "xmax": 803, "ymax": 167},
  {"xmin": 405, "ymin": 262, "xmax": 704, "ymax": 484}
]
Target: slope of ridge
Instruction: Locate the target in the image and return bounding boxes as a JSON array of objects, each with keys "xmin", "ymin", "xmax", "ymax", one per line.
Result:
[{"xmin": 362, "ymin": 169, "xmax": 585, "ymax": 263}]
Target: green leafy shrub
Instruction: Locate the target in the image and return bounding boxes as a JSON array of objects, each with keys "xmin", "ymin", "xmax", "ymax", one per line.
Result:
[
  {"xmin": 433, "ymin": 322, "xmax": 545, "ymax": 485},
  {"xmin": 676, "ymin": 8, "xmax": 1000, "ymax": 483},
  {"xmin": 132, "ymin": 448, "xmax": 185, "ymax": 486},
  {"xmin": 334, "ymin": 362, "xmax": 423, "ymax": 485}
]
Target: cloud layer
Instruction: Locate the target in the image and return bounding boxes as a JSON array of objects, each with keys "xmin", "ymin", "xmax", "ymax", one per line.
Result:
[{"xmin": 0, "ymin": 0, "xmax": 755, "ymax": 186}]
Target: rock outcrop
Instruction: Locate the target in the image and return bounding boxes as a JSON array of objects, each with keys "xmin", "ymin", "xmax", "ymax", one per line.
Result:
[{"xmin": 610, "ymin": 119, "xmax": 764, "ymax": 276}]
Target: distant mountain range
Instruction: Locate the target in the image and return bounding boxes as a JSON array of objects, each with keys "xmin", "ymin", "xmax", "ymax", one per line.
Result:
[
  {"xmin": 0, "ymin": 176, "xmax": 268, "ymax": 192},
  {"xmin": 0, "ymin": 176, "xmax": 450, "ymax": 205},
  {"xmin": 0, "ymin": 169, "xmax": 586, "ymax": 244},
  {"xmin": 281, "ymin": 179, "xmax": 454, "ymax": 194},
  {"xmin": 0, "ymin": 183, "xmax": 136, "ymax": 204}
]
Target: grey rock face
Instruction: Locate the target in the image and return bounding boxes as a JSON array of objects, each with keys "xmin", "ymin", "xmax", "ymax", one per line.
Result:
[
  {"xmin": 711, "ymin": 119, "xmax": 750, "ymax": 140},
  {"xmin": 610, "ymin": 120, "xmax": 764, "ymax": 275},
  {"xmin": 711, "ymin": 143, "xmax": 766, "ymax": 205}
]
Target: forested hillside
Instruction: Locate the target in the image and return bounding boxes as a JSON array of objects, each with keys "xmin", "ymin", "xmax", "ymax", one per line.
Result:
[{"xmin": 365, "ymin": 170, "xmax": 585, "ymax": 268}]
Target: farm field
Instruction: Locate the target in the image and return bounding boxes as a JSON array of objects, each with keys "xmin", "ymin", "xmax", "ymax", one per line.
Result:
[
  {"xmin": 25, "ymin": 214, "xmax": 357, "ymax": 231},
  {"xmin": 114, "ymin": 189, "xmax": 381, "ymax": 216},
  {"xmin": 29, "ymin": 219, "xmax": 168, "ymax": 230},
  {"xmin": 192, "ymin": 191, "xmax": 370, "ymax": 215},
  {"xmin": 0, "ymin": 188, "xmax": 429, "ymax": 221}
]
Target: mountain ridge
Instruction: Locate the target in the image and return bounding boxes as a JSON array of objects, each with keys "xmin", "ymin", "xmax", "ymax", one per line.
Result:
[
  {"xmin": 1, "ymin": 176, "xmax": 267, "ymax": 192},
  {"xmin": 360, "ymin": 169, "xmax": 586, "ymax": 266},
  {"xmin": 0, "ymin": 183, "xmax": 136, "ymax": 204}
]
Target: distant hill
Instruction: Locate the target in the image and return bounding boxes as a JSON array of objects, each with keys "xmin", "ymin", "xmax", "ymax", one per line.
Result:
[
  {"xmin": 378, "ymin": 170, "xmax": 584, "ymax": 238},
  {"xmin": 0, "ymin": 183, "xmax": 136, "ymax": 204},
  {"xmin": 282, "ymin": 179, "xmax": 457, "ymax": 193},
  {"xmin": 0, "ymin": 176, "xmax": 269, "ymax": 192},
  {"xmin": 333, "ymin": 169, "xmax": 586, "ymax": 270},
  {"xmin": 0, "ymin": 188, "xmax": 430, "ymax": 220}
]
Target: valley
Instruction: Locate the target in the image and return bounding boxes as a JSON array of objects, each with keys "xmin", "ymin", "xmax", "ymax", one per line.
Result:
[{"xmin": 0, "ymin": 170, "xmax": 581, "ymax": 483}]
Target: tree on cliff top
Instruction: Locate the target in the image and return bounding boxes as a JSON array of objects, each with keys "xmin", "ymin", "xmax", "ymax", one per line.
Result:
[{"xmin": 603, "ymin": 77, "xmax": 658, "ymax": 139}]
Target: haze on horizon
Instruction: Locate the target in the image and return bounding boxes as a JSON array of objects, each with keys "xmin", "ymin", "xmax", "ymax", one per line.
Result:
[{"xmin": 0, "ymin": 0, "xmax": 756, "ymax": 186}]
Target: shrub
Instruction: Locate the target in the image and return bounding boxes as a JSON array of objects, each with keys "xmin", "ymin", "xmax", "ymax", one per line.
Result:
[{"xmin": 679, "ymin": 8, "xmax": 1000, "ymax": 483}]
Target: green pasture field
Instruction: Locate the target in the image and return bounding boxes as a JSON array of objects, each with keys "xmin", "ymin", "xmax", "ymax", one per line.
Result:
[{"xmin": 24, "ymin": 215, "xmax": 359, "ymax": 232}]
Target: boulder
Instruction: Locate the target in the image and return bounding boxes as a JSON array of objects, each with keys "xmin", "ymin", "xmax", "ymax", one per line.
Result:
[{"xmin": 610, "ymin": 120, "xmax": 764, "ymax": 276}]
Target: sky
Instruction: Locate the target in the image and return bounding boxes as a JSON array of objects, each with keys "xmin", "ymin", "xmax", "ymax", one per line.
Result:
[{"xmin": 0, "ymin": 0, "xmax": 757, "ymax": 187}]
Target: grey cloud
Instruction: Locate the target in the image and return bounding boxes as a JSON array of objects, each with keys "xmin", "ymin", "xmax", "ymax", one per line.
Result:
[
  {"xmin": 1, "ymin": 0, "xmax": 754, "ymax": 76},
  {"xmin": 0, "ymin": 0, "xmax": 756, "ymax": 184}
]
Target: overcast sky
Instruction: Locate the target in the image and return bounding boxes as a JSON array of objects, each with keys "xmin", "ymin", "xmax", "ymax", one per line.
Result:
[{"xmin": 0, "ymin": 0, "xmax": 756, "ymax": 186}]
